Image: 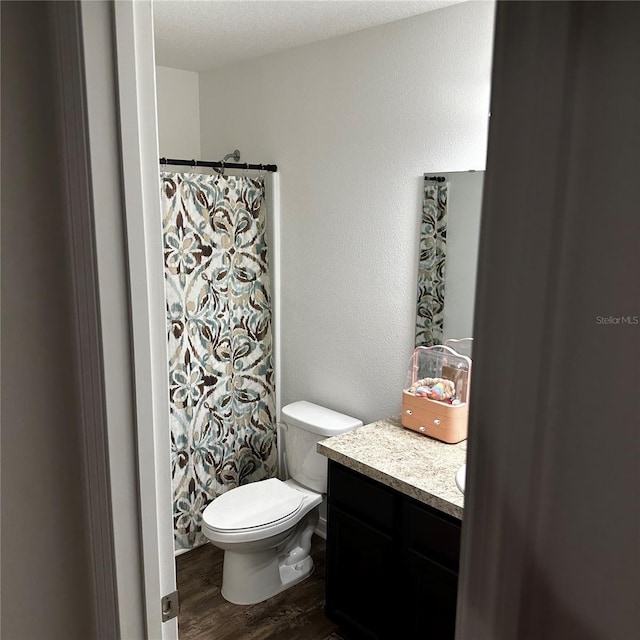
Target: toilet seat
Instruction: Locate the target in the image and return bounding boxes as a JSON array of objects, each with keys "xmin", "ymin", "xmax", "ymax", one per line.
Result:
[{"xmin": 202, "ymin": 478, "xmax": 320, "ymax": 544}]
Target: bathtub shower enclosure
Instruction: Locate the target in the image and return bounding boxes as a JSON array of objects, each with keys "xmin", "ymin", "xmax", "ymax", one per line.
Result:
[{"xmin": 160, "ymin": 171, "xmax": 277, "ymax": 550}]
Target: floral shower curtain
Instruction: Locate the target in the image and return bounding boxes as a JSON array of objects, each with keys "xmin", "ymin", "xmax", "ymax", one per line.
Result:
[
  {"xmin": 161, "ymin": 171, "xmax": 276, "ymax": 551},
  {"xmin": 415, "ymin": 178, "xmax": 448, "ymax": 347}
]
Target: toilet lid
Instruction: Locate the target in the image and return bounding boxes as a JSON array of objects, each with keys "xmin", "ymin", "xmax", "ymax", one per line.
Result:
[{"xmin": 203, "ymin": 478, "xmax": 304, "ymax": 531}]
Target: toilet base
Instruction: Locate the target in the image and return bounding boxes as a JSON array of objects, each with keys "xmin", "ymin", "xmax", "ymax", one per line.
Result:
[
  {"xmin": 219, "ymin": 508, "xmax": 319, "ymax": 605},
  {"xmin": 221, "ymin": 552, "xmax": 314, "ymax": 605}
]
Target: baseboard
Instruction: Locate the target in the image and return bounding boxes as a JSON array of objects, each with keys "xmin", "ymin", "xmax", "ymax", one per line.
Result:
[
  {"xmin": 315, "ymin": 515, "xmax": 327, "ymax": 540},
  {"xmin": 174, "ymin": 540, "xmax": 209, "ymax": 558}
]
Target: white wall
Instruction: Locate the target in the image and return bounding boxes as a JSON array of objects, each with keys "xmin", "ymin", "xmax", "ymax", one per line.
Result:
[
  {"xmin": 198, "ymin": 1, "xmax": 494, "ymax": 425},
  {"xmin": 155, "ymin": 65, "xmax": 201, "ymax": 158},
  {"xmin": 442, "ymin": 171, "xmax": 485, "ymax": 342}
]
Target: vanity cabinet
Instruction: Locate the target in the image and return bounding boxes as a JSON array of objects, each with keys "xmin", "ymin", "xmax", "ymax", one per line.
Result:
[{"xmin": 325, "ymin": 460, "xmax": 461, "ymax": 640}]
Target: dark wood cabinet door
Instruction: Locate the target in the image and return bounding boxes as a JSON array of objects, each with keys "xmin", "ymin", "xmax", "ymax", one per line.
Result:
[
  {"xmin": 402, "ymin": 549, "xmax": 459, "ymax": 639},
  {"xmin": 404, "ymin": 499, "xmax": 461, "ymax": 573},
  {"xmin": 326, "ymin": 503, "xmax": 395, "ymax": 640},
  {"xmin": 326, "ymin": 462, "xmax": 462, "ymax": 639}
]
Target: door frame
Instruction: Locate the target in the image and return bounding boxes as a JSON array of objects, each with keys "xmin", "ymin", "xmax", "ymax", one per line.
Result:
[
  {"xmin": 58, "ymin": 0, "xmax": 178, "ymax": 637},
  {"xmin": 112, "ymin": 1, "xmax": 178, "ymax": 638}
]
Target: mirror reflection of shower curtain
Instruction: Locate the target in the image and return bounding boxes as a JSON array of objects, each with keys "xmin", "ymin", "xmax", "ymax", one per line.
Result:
[
  {"xmin": 415, "ymin": 178, "xmax": 448, "ymax": 347},
  {"xmin": 160, "ymin": 172, "xmax": 276, "ymax": 551}
]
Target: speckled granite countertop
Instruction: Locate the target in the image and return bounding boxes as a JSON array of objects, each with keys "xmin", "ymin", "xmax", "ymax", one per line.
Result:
[{"xmin": 317, "ymin": 415, "xmax": 466, "ymax": 520}]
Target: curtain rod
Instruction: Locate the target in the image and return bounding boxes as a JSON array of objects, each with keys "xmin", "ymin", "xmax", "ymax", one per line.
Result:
[{"xmin": 159, "ymin": 157, "xmax": 278, "ymax": 172}]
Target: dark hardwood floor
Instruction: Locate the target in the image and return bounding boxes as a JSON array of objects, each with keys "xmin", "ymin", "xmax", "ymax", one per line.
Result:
[{"xmin": 176, "ymin": 535, "xmax": 343, "ymax": 640}]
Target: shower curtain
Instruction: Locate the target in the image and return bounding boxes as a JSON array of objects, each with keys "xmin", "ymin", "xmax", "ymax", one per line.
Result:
[
  {"xmin": 415, "ymin": 178, "xmax": 448, "ymax": 347},
  {"xmin": 161, "ymin": 171, "xmax": 276, "ymax": 550}
]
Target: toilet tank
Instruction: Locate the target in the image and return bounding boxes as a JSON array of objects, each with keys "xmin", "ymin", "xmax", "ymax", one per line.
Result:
[{"xmin": 281, "ymin": 401, "xmax": 362, "ymax": 493}]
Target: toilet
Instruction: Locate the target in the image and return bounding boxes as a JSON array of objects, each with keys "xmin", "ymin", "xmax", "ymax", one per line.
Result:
[{"xmin": 201, "ymin": 401, "xmax": 362, "ymax": 605}]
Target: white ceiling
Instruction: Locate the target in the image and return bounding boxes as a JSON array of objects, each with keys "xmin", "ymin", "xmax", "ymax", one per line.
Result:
[{"xmin": 153, "ymin": 0, "xmax": 465, "ymax": 71}]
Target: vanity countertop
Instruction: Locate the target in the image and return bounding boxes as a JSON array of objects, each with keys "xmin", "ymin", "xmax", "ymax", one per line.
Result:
[{"xmin": 317, "ymin": 415, "xmax": 466, "ymax": 520}]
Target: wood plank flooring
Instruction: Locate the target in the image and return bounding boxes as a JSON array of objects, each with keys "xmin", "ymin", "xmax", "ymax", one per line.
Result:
[{"xmin": 176, "ymin": 535, "xmax": 343, "ymax": 640}]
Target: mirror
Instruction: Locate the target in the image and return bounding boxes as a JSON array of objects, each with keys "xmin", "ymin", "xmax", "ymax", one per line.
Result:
[{"xmin": 415, "ymin": 171, "xmax": 484, "ymax": 347}]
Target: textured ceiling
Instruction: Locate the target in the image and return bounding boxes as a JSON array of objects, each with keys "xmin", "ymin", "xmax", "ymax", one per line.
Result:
[{"xmin": 153, "ymin": 0, "xmax": 464, "ymax": 71}]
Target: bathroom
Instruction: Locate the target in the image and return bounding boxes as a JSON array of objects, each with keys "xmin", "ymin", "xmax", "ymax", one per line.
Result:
[{"xmin": 152, "ymin": 0, "xmax": 491, "ymax": 637}]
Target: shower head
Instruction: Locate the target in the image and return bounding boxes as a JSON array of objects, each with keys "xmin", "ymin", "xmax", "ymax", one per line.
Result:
[{"xmin": 223, "ymin": 149, "xmax": 241, "ymax": 163}]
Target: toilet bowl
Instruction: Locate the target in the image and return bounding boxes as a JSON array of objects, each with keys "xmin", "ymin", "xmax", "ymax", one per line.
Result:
[
  {"xmin": 202, "ymin": 478, "xmax": 322, "ymax": 604},
  {"xmin": 201, "ymin": 401, "xmax": 362, "ymax": 605}
]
